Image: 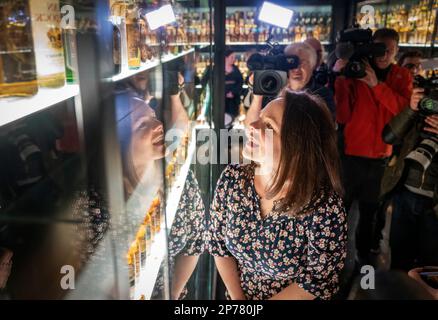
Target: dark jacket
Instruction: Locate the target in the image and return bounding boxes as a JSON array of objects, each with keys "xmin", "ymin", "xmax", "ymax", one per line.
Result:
[{"xmin": 380, "ymin": 107, "xmax": 438, "ymax": 211}]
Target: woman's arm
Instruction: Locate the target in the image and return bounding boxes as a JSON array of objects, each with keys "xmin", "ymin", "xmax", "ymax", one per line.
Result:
[
  {"xmin": 214, "ymin": 256, "xmax": 246, "ymax": 300},
  {"xmin": 169, "ymin": 94, "xmax": 189, "ymax": 132},
  {"xmin": 171, "ymin": 255, "xmax": 199, "ymax": 300},
  {"xmin": 268, "ymin": 282, "xmax": 315, "ymax": 300},
  {"xmin": 244, "ymin": 94, "xmax": 263, "ymax": 127}
]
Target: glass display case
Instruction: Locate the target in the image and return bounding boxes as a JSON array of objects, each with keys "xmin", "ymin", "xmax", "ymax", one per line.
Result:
[
  {"xmin": 224, "ymin": 4, "xmax": 333, "ymax": 45},
  {"xmin": 0, "ymin": 0, "xmax": 215, "ymax": 300},
  {"xmin": 356, "ymin": 0, "xmax": 438, "ymax": 47}
]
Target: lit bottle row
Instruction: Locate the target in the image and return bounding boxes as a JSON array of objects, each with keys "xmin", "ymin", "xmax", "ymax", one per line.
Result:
[
  {"xmin": 386, "ymin": 0, "xmax": 435, "ymax": 44},
  {"xmin": 127, "ymin": 194, "xmax": 163, "ymax": 300},
  {"xmin": 225, "ymin": 10, "xmax": 332, "ymax": 44},
  {"xmin": 163, "ymin": 9, "xmax": 332, "ymax": 46},
  {"xmin": 0, "ymin": 0, "xmax": 78, "ymax": 98},
  {"xmin": 357, "ymin": 0, "xmax": 437, "ymax": 45},
  {"xmin": 126, "ymin": 130, "xmax": 190, "ymax": 300},
  {"xmin": 110, "ymin": 0, "xmax": 160, "ymax": 74}
]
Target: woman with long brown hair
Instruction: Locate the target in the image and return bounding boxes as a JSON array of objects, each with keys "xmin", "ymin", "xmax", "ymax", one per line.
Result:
[{"xmin": 207, "ymin": 89, "xmax": 347, "ymax": 300}]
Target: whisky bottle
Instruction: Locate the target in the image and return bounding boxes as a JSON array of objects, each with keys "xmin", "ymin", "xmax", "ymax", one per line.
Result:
[
  {"xmin": 126, "ymin": 4, "xmax": 141, "ymax": 69},
  {"xmin": 62, "ymin": 25, "xmax": 79, "ymax": 84},
  {"xmin": 110, "ymin": 0, "xmax": 128, "ymax": 73},
  {"xmin": 29, "ymin": 0, "xmax": 66, "ymax": 88},
  {"xmin": 0, "ymin": 0, "xmax": 38, "ymax": 97},
  {"xmin": 113, "ymin": 24, "xmax": 122, "ymax": 74}
]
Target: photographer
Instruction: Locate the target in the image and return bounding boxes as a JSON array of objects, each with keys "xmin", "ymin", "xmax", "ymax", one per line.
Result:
[
  {"xmin": 334, "ymin": 28, "xmax": 413, "ymax": 265},
  {"xmin": 398, "ymin": 50, "xmax": 423, "ymax": 78},
  {"xmin": 381, "ymin": 87, "xmax": 438, "ymax": 271},
  {"xmin": 245, "ymin": 42, "xmax": 335, "ymax": 126}
]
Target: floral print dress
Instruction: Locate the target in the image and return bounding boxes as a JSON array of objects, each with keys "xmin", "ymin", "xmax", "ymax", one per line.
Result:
[
  {"xmin": 152, "ymin": 169, "xmax": 206, "ymax": 299},
  {"xmin": 207, "ymin": 164, "xmax": 347, "ymax": 300}
]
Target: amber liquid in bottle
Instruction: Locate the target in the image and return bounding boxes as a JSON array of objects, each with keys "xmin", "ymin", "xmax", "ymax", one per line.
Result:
[
  {"xmin": 0, "ymin": 0, "xmax": 38, "ymax": 97},
  {"xmin": 126, "ymin": 5, "xmax": 141, "ymax": 69}
]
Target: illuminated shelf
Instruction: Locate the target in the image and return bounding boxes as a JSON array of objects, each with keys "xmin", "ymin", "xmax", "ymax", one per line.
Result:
[
  {"xmin": 399, "ymin": 43, "xmax": 431, "ymax": 47},
  {"xmin": 0, "ymin": 84, "xmax": 80, "ymax": 127},
  {"xmin": 226, "ymin": 41, "xmax": 331, "ymax": 45},
  {"xmin": 133, "ymin": 125, "xmax": 200, "ymax": 300},
  {"xmin": 109, "ymin": 48, "xmax": 195, "ymax": 82}
]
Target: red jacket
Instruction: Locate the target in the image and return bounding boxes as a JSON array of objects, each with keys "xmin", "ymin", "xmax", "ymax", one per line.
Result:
[{"xmin": 335, "ymin": 64, "xmax": 412, "ymax": 159}]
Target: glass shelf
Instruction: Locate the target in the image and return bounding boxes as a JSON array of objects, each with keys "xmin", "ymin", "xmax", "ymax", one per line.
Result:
[{"xmin": 0, "ymin": 84, "xmax": 80, "ymax": 127}]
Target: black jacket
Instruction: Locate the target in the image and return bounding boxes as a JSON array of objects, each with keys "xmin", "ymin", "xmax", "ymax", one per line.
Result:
[{"xmin": 381, "ymin": 107, "xmax": 438, "ymax": 209}]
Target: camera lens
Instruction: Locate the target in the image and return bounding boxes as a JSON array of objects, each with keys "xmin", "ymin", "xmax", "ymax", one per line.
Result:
[
  {"xmin": 350, "ymin": 61, "xmax": 362, "ymax": 73},
  {"xmin": 259, "ymin": 72, "xmax": 280, "ymax": 95}
]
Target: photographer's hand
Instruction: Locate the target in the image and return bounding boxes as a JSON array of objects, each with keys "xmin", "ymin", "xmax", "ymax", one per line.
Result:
[
  {"xmin": 425, "ymin": 115, "xmax": 438, "ymax": 135},
  {"xmin": 408, "ymin": 268, "xmax": 438, "ymax": 299},
  {"xmin": 244, "ymin": 73, "xmax": 263, "ymax": 128},
  {"xmin": 0, "ymin": 248, "xmax": 13, "ymax": 289},
  {"xmin": 410, "ymin": 88, "xmax": 424, "ymax": 111},
  {"xmin": 358, "ymin": 61, "xmax": 378, "ymax": 87},
  {"xmin": 332, "ymin": 59, "xmax": 348, "ymax": 73}
]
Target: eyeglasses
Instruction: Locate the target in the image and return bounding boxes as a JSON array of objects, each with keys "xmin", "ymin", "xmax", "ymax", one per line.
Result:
[{"xmin": 404, "ymin": 63, "xmax": 422, "ymax": 70}]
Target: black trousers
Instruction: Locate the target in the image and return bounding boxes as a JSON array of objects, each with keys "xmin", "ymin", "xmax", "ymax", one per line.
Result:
[
  {"xmin": 390, "ymin": 188, "xmax": 438, "ymax": 271},
  {"xmin": 342, "ymin": 155, "xmax": 388, "ymax": 259}
]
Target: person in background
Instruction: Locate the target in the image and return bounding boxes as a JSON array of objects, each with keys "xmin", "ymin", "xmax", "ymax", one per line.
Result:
[
  {"xmin": 334, "ymin": 28, "xmax": 412, "ymax": 265},
  {"xmin": 208, "ymin": 90, "xmax": 346, "ymax": 300},
  {"xmin": 225, "ymin": 49, "xmax": 244, "ymax": 125},
  {"xmin": 397, "ymin": 50, "xmax": 423, "ymax": 78},
  {"xmin": 380, "ymin": 86, "xmax": 438, "ymax": 271},
  {"xmin": 245, "ymin": 42, "xmax": 335, "ymax": 126}
]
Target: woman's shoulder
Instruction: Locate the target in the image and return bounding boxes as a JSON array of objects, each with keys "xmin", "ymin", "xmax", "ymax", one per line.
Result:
[{"xmin": 299, "ymin": 188, "xmax": 346, "ymax": 222}]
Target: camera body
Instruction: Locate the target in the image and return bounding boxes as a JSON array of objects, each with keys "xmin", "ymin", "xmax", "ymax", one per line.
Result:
[
  {"xmin": 314, "ymin": 63, "xmax": 330, "ymax": 87},
  {"xmin": 414, "ymin": 75, "xmax": 438, "ymax": 117},
  {"xmin": 403, "ymin": 75, "xmax": 438, "ymax": 172},
  {"xmin": 335, "ymin": 28, "xmax": 387, "ymax": 78},
  {"xmin": 247, "ymin": 46, "xmax": 300, "ymax": 96}
]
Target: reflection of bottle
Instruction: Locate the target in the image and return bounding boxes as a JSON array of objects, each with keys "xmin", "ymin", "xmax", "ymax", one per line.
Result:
[
  {"xmin": 151, "ymin": 197, "xmax": 161, "ymax": 233},
  {"xmin": 0, "ymin": 0, "xmax": 38, "ymax": 97},
  {"xmin": 113, "ymin": 24, "xmax": 122, "ymax": 74},
  {"xmin": 127, "ymin": 251, "xmax": 135, "ymax": 300},
  {"xmin": 136, "ymin": 226, "xmax": 147, "ymax": 268},
  {"xmin": 131, "ymin": 241, "xmax": 140, "ymax": 281},
  {"xmin": 110, "ymin": 0, "xmax": 128, "ymax": 73},
  {"xmin": 29, "ymin": 0, "xmax": 66, "ymax": 88},
  {"xmin": 143, "ymin": 213, "xmax": 153, "ymax": 251},
  {"xmin": 62, "ymin": 26, "xmax": 79, "ymax": 84},
  {"xmin": 126, "ymin": 5, "xmax": 141, "ymax": 69}
]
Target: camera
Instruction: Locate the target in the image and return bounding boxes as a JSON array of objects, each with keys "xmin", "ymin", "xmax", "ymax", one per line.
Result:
[
  {"xmin": 247, "ymin": 43, "xmax": 299, "ymax": 96},
  {"xmin": 314, "ymin": 63, "xmax": 330, "ymax": 87},
  {"xmin": 335, "ymin": 27, "xmax": 387, "ymax": 78},
  {"xmin": 403, "ymin": 75, "xmax": 438, "ymax": 171},
  {"xmin": 414, "ymin": 75, "xmax": 438, "ymax": 116}
]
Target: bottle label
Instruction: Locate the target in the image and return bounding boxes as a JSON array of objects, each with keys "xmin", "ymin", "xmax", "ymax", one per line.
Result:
[
  {"xmin": 0, "ymin": 0, "xmax": 38, "ymax": 95},
  {"xmin": 29, "ymin": 0, "xmax": 66, "ymax": 85}
]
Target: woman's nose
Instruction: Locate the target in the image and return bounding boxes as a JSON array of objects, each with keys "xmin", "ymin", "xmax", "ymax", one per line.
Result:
[
  {"xmin": 249, "ymin": 119, "xmax": 261, "ymax": 130},
  {"xmin": 152, "ymin": 119, "xmax": 164, "ymax": 133}
]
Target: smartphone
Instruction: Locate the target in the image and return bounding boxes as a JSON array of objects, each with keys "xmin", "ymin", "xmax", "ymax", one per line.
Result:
[{"xmin": 419, "ymin": 267, "xmax": 438, "ymax": 289}]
